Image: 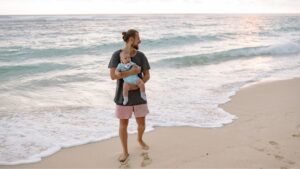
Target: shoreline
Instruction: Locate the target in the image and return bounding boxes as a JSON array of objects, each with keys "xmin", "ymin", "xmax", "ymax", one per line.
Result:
[{"xmin": 1, "ymin": 77, "xmax": 300, "ymax": 168}]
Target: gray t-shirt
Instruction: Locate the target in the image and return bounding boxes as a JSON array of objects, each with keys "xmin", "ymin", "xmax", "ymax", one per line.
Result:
[{"xmin": 108, "ymin": 49, "xmax": 151, "ymax": 105}]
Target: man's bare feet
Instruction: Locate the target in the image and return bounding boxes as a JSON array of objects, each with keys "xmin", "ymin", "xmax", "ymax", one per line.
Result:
[
  {"xmin": 118, "ymin": 153, "xmax": 130, "ymax": 163},
  {"xmin": 138, "ymin": 140, "xmax": 149, "ymax": 150}
]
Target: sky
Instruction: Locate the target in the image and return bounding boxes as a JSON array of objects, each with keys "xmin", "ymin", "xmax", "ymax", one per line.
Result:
[{"xmin": 0, "ymin": 0, "xmax": 299, "ymax": 15}]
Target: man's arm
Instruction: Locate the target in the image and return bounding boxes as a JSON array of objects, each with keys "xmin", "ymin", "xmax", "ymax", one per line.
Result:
[
  {"xmin": 109, "ymin": 66, "xmax": 141, "ymax": 80},
  {"xmin": 142, "ymin": 69, "xmax": 150, "ymax": 83}
]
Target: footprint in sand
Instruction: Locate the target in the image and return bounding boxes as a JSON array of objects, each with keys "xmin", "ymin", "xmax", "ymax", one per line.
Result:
[
  {"xmin": 292, "ymin": 133, "xmax": 300, "ymax": 138},
  {"xmin": 256, "ymin": 142, "xmax": 295, "ymax": 167},
  {"xmin": 287, "ymin": 161, "xmax": 296, "ymax": 165},
  {"xmin": 253, "ymin": 147, "xmax": 265, "ymax": 152},
  {"xmin": 280, "ymin": 166, "xmax": 288, "ymax": 169},
  {"xmin": 140, "ymin": 152, "xmax": 152, "ymax": 167},
  {"xmin": 274, "ymin": 154, "xmax": 285, "ymax": 160},
  {"xmin": 119, "ymin": 162, "xmax": 130, "ymax": 169},
  {"xmin": 269, "ymin": 141, "xmax": 279, "ymax": 146}
]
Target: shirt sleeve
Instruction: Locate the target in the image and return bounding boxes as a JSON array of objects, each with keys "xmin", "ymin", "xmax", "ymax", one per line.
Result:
[
  {"xmin": 141, "ymin": 52, "xmax": 150, "ymax": 72},
  {"xmin": 108, "ymin": 51, "xmax": 120, "ymax": 68}
]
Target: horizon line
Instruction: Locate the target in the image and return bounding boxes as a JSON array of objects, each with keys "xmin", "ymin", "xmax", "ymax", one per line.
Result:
[{"xmin": 1, "ymin": 12, "xmax": 300, "ymax": 16}]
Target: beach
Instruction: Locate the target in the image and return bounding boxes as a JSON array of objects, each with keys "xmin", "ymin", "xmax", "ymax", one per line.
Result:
[
  {"xmin": 1, "ymin": 77, "xmax": 299, "ymax": 168},
  {"xmin": 1, "ymin": 15, "xmax": 300, "ymax": 165},
  {"xmin": 1, "ymin": 14, "xmax": 300, "ymax": 168}
]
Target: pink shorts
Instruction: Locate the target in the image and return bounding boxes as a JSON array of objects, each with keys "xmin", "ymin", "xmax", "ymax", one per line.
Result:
[{"xmin": 115, "ymin": 104, "xmax": 149, "ymax": 119}]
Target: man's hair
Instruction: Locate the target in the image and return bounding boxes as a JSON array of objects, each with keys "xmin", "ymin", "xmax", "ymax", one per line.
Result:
[{"xmin": 122, "ymin": 29, "xmax": 138, "ymax": 42}]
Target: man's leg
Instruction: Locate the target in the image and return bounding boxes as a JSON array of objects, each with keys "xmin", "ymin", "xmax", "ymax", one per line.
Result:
[
  {"xmin": 119, "ymin": 119, "xmax": 129, "ymax": 161},
  {"xmin": 135, "ymin": 116, "xmax": 149, "ymax": 150}
]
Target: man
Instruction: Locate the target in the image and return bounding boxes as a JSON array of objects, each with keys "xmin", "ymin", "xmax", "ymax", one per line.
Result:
[{"xmin": 108, "ymin": 29, "xmax": 150, "ymax": 162}]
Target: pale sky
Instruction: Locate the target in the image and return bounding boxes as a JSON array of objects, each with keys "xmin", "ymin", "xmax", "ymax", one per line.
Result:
[{"xmin": 0, "ymin": 0, "xmax": 299, "ymax": 15}]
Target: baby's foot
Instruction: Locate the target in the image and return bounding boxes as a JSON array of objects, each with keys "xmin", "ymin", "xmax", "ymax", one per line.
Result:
[
  {"xmin": 140, "ymin": 92, "xmax": 147, "ymax": 101},
  {"xmin": 123, "ymin": 97, "xmax": 128, "ymax": 105}
]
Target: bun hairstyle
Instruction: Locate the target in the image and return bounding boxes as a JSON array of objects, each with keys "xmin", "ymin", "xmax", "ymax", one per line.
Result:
[{"xmin": 122, "ymin": 29, "xmax": 138, "ymax": 42}]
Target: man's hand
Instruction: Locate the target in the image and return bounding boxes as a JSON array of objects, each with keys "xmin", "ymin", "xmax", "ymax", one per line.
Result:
[{"xmin": 115, "ymin": 69, "xmax": 121, "ymax": 77}]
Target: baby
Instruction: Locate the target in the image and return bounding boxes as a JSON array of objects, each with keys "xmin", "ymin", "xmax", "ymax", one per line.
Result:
[{"xmin": 116, "ymin": 49, "xmax": 147, "ymax": 105}]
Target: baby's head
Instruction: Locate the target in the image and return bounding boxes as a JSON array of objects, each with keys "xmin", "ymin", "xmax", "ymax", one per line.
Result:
[{"xmin": 120, "ymin": 49, "xmax": 131, "ymax": 64}]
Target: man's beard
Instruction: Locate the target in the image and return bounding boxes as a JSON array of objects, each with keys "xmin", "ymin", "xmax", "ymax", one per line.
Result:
[{"xmin": 132, "ymin": 44, "xmax": 139, "ymax": 50}]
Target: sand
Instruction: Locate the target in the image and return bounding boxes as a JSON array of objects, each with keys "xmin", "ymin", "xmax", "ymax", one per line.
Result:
[{"xmin": 1, "ymin": 77, "xmax": 300, "ymax": 169}]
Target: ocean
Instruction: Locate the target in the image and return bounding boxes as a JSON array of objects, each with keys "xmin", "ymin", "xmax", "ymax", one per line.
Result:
[{"xmin": 0, "ymin": 14, "xmax": 299, "ymax": 165}]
